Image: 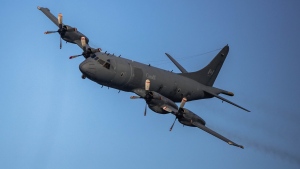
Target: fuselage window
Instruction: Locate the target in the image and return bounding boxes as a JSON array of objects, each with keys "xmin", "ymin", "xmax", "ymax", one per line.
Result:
[
  {"xmin": 95, "ymin": 58, "xmax": 111, "ymax": 69},
  {"xmin": 103, "ymin": 59, "xmax": 111, "ymax": 69},
  {"xmin": 91, "ymin": 54, "xmax": 96, "ymax": 58}
]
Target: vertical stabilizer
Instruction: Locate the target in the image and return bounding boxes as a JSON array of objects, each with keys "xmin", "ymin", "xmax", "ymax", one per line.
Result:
[{"xmin": 179, "ymin": 45, "xmax": 229, "ymax": 86}]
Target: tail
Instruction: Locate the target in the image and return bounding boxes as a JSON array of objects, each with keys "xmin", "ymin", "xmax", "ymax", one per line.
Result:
[{"xmin": 180, "ymin": 45, "xmax": 229, "ymax": 86}]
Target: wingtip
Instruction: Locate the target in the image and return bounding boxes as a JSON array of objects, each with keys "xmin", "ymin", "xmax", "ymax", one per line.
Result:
[{"xmin": 228, "ymin": 142, "xmax": 244, "ymax": 149}]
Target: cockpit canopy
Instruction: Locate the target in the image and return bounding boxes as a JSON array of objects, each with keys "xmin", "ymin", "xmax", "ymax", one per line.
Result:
[{"xmin": 91, "ymin": 54, "xmax": 111, "ymax": 69}]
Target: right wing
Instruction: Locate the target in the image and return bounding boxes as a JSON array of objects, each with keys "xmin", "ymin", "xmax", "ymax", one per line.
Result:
[
  {"xmin": 74, "ymin": 39, "xmax": 84, "ymax": 50},
  {"xmin": 204, "ymin": 90, "xmax": 250, "ymax": 112},
  {"xmin": 38, "ymin": 6, "xmax": 88, "ymax": 51},
  {"xmin": 192, "ymin": 121, "xmax": 244, "ymax": 149}
]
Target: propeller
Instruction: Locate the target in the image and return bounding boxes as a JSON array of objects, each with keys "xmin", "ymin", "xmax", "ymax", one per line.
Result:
[
  {"xmin": 179, "ymin": 97, "xmax": 187, "ymax": 109},
  {"xmin": 144, "ymin": 79, "xmax": 151, "ymax": 116},
  {"xmin": 130, "ymin": 79, "xmax": 152, "ymax": 116},
  {"xmin": 169, "ymin": 97, "xmax": 187, "ymax": 131},
  {"xmin": 44, "ymin": 13, "xmax": 77, "ymax": 49},
  {"xmin": 169, "ymin": 116, "xmax": 177, "ymax": 131},
  {"xmin": 69, "ymin": 37, "xmax": 101, "ymax": 59}
]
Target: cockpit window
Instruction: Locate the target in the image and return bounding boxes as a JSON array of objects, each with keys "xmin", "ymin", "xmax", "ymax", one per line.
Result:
[
  {"xmin": 98, "ymin": 59, "xmax": 105, "ymax": 65},
  {"xmin": 104, "ymin": 62, "xmax": 110, "ymax": 69},
  {"xmin": 95, "ymin": 58, "xmax": 111, "ymax": 69}
]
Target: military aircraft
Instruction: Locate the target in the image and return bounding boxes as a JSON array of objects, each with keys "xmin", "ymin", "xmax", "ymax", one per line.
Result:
[{"xmin": 38, "ymin": 6, "xmax": 249, "ymax": 149}]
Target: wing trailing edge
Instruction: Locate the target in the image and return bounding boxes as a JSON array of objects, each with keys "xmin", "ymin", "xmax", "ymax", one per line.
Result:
[
  {"xmin": 192, "ymin": 121, "xmax": 244, "ymax": 149},
  {"xmin": 204, "ymin": 89, "xmax": 250, "ymax": 112}
]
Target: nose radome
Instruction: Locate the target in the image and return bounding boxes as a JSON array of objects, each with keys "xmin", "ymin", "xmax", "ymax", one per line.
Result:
[
  {"xmin": 79, "ymin": 61, "xmax": 95, "ymax": 76},
  {"xmin": 79, "ymin": 62, "xmax": 88, "ymax": 73}
]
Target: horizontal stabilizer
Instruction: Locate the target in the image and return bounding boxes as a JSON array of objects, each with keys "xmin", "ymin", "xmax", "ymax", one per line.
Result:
[{"xmin": 204, "ymin": 90, "xmax": 250, "ymax": 112}]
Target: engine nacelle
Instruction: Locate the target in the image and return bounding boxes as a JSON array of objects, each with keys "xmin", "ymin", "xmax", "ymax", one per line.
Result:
[
  {"xmin": 149, "ymin": 91, "xmax": 178, "ymax": 108},
  {"xmin": 146, "ymin": 91, "xmax": 178, "ymax": 114},
  {"xmin": 64, "ymin": 25, "xmax": 77, "ymax": 32},
  {"xmin": 179, "ymin": 108, "xmax": 206, "ymax": 126}
]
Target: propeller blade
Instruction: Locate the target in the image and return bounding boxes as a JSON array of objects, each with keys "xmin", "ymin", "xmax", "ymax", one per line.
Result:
[
  {"xmin": 60, "ymin": 37, "xmax": 62, "ymax": 49},
  {"xmin": 145, "ymin": 79, "xmax": 150, "ymax": 91},
  {"xmin": 44, "ymin": 31, "xmax": 57, "ymax": 34},
  {"xmin": 144, "ymin": 104, "xmax": 147, "ymax": 116},
  {"xmin": 81, "ymin": 37, "xmax": 87, "ymax": 48},
  {"xmin": 130, "ymin": 96, "xmax": 141, "ymax": 99},
  {"xmin": 179, "ymin": 97, "xmax": 187, "ymax": 108},
  {"xmin": 169, "ymin": 117, "xmax": 177, "ymax": 131},
  {"xmin": 58, "ymin": 13, "xmax": 63, "ymax": 29},
  {"xmin": 69, "ymin": 54, "xmax": 82, "ymax": 59}
]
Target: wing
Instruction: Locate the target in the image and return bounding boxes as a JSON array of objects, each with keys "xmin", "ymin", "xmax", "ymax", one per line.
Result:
[
  {"xmin": 204, "ymin": 90, "xmax": 250, "ymax": 112},
  {"xmin": 74, "ymin": 39, "xmax": 84, "ymax": 50},
  {"xmin": 192, "ymin": 121, "xmax": 244, "ymax": 149},
  {"xmin": 37, "ymin": 6, "xmax": 59, "ymax": 27}
]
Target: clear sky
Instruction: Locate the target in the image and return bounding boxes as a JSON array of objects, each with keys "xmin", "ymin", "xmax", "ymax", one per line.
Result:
[{"xmin": 1, "ymin": 0, "xmax": 299, "ymax": 169}]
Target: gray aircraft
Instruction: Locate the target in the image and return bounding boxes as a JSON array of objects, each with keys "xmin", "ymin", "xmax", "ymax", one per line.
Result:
[{"xmin": 38, "ymin": 6, "xmax": 249, "ymax": 149}]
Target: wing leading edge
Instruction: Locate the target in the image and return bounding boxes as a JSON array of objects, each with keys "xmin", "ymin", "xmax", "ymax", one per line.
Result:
[{"xmin": 37, "ymin": 6, "xmax": 59, "ymax": 27}]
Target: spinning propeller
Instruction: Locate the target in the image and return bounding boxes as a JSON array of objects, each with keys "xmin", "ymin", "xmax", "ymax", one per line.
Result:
[
  {"xmin": 164, "ymin": 98, "xmax": 244, "ymax": 148},
  {"xmin": 44, "ymin": 13, "xmax": 77, "ymax": 49},
  {"xmin": 69, "ymin": 37, "xmax": 101, "ymax": 59},
  {"xmin": 168, "ymin": 97, "xmax": 187, "ymax": 131},
  {"xmin": 130, "ymin": 79, "xmax": 152, "ymax": 116}
]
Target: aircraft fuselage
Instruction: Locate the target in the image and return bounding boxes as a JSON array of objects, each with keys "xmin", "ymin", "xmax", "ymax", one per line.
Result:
[{"xmin": 79, "ymin": 52, "xmax": 211, "ymax": 102}]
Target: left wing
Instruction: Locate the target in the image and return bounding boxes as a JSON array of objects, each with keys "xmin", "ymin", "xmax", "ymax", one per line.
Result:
[{"xmin": 192, "ymin": 121, "xmax": 244, "ymax": 149}]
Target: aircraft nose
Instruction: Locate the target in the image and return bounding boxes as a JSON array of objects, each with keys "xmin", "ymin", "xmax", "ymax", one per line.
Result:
[{"xmin": 79, "ymin": 61, "xmax": 95, "ymax": 76}]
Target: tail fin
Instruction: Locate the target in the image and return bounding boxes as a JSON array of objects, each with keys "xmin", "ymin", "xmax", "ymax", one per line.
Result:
[{"xmin": 179, "ymin": 45, "xmax": 229, "ymax": 86}]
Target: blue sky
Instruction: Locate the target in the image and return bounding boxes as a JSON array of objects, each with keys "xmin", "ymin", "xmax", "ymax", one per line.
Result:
[{"xmin": 1, "ymin": 0, "xmax": 299, "ymax": 169}]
